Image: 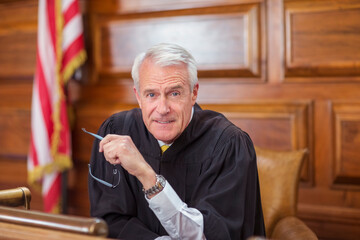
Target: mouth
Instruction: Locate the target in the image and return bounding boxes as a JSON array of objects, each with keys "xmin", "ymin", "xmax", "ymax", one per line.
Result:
[
  {"xmin": 154, "ymin": 119, "xmax": 175, "ymax": 125},
  {"xmin": 155, "ymin": 120, "xmax": 173, "ymax": 124}
]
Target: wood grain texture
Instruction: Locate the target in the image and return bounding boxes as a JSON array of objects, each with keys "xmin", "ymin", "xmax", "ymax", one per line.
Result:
[
  {"xmin": 332, "ymin": 102, "xmax": 360, "ymax": 189},
  {"xmin": 1, "ymin": 0, "xmax": 360, "ymax": 239},
  {"xmin": 284, "ymin": 0, "xmax": 360, "ymax": 81},
  {"xmin": 0, "ymin": 0, "xmax": 37, "ymax": 80},
  {"xmin": 91, "ymin": 3, "xmax": 265, "ymax": 82},
  {"xmin": 0, "ymin": 221, "xmax": 108, "ymax": 240}
]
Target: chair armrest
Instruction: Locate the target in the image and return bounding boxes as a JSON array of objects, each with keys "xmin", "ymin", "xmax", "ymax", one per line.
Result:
[
  {"xmin": 271, "ymin": 216, "xmax": 318, "ymax": 240},
  {"xmin": 0, "ymin": 187, "xmax": 31, "ymax": 209}
]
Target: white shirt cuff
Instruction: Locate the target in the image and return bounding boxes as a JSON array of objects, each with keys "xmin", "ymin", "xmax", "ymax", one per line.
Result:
[{"xmin": 146, "ymin": 181, "xmax": 184, "ymax": 220}]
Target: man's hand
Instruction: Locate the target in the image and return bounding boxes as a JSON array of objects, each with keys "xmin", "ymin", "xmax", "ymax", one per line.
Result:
[{"xmin": 99, "ymin": 134, "xmax": 157, "ymax": 191}]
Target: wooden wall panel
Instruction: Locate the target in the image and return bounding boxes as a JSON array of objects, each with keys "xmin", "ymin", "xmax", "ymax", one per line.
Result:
[
  {"xmin": 1, "ymin": 0, "xmax": 360, "ymax": 239},
  {"xmin": 202, "ymin": 102, "xmax": 313, "ymax": 184},
  {"xmin": 0, "ymin": 0, "xmax": 37, "ymax": 80},
  {"xmin": 298, "ymin": 204, "xmax": 360, "ymax": 240},
  {"xmin": 0, "ymin": 108, "xmax": 30, "ymax": 156},
  {"xmin": 0, "ymin": 32, "xmax": 37, "ymax": 79},
  {"xmin": 87, "ymin": 0, "xmax": 263, "ymax": 14},
  {"xmin": 333, "ymin": 102, "xmax": 360, "ymax": 189},
  {"xmin": 0, "ymin": 158, "xmax": 28, "ymax": 188},
  {"xmin": 284, "ymin": 0, "xmax": 360, "ymax": 81},
  {"xmin": 0, "ymin": 0, "xmax": 43, "ymax": 213},
  {"xmin": 92, "ymin": 3, "xmax": 265, "ymax": 81}
]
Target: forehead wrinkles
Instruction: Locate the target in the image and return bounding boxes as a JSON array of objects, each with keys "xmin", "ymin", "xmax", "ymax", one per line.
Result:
[
  {"xmin": 159, "ymin": 70, "xmax": 188, "ymax": 85},
  {"xmin": 140, "ymin": 61, "xmax": 190, "ymax": 89}
]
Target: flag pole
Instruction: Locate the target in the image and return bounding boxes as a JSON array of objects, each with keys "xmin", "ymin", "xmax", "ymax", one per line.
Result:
[{"xmin": 61, "ymin": 171, "xmax": 68, "ymax": 214}]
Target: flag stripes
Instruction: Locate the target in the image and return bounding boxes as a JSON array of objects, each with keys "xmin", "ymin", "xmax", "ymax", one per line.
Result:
[{"xmin": 28, "ymin": 0, "xmax": 86, "ymax": 213}]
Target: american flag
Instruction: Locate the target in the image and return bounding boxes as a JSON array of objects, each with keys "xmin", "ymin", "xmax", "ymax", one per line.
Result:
[{"xmin": 28, "ymin": 0, "xmax": 86, "ymax": 213}]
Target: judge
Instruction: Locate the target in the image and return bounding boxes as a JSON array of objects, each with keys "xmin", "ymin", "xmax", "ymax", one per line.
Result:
[{"xmin": 88, "ymin": 43, "xmax": 266, "ymax": 239}]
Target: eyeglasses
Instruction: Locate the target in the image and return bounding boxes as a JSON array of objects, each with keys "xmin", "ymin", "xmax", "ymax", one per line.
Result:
[
  {"xmin": 88, "ymin": 164, "xmax": 120, "ymax": 188},
  {"xmin": 82, "ymin": 128, "xmax": 121, "ymax": 188}
]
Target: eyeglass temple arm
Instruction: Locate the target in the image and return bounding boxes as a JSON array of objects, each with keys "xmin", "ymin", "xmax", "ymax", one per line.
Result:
[{"xmin": 88, "ymin": 164, "xmax": 120, "ymax": 188}]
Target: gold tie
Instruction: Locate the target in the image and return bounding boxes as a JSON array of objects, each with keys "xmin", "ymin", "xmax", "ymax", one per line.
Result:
[{"xmin": 161, "ymin": 145, "xmax": 169, "ymax": 153}]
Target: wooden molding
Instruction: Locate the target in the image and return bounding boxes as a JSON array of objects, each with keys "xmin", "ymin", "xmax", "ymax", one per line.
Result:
[
  {"xmin": 298, "ymin": 203, "xmax": 360, "ymax": 239},
  {"xmin": 284, "ymin": 0, "xmax": 360, "ymax": 81},
  {"xmin": 332, "ymin": 101, "xmax": 360, "ymax": 190},
  {"xmin": 201, "ymin": 101, "xmax": 313, "ymax": 184},
  {"xmin": 90, "ymin": 3, "xmax": 265, "ymax": 83}
]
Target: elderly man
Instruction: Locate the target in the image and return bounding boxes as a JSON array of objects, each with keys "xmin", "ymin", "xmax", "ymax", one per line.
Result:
[{"xmin": 88, "ymin": 43, "xmax": 265, "ymax": 239}]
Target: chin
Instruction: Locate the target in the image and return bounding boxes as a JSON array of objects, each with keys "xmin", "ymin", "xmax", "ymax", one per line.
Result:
[
  {"xmin": 157, "ymin": 137, "xmax": 173, "ymax": 144},
  {"xmin": 156, "ymin": 134, "xmax": 175, "ymax": 144}
]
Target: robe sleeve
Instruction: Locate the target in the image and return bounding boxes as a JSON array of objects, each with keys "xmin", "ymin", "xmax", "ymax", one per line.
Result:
[
  {"xmin": 192, "ymin": 127, "xmax": 266, "ymax": 239},
  {"xmin": 88, "ymin": 115, "xmax": 160, "ymax": 239}
]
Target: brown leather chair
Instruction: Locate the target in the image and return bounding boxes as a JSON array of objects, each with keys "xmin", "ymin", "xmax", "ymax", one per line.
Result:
[{"xmin": 255, "ymin": 146, "xmax": 318, "ymax": 240}]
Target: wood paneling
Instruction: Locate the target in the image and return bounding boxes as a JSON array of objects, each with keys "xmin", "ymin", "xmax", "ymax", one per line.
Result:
[
  {"xmin": 0, "ymin": 0, "xmax": 37, "ymax": 80},
  {"xmin": 0, "ymin": 157, "xmax": 43, "ymax": 211},
  {"xmin": 86, "ymin": 0, "xmax": 263, "ymax": 14},
  {"xmin": 0, "ymin": 108, "xmax": 31, "ymax": 157},
  {"xmin": 92, "ymin": 3, "xmax": 265, "ymax": 81},
  {"xmin": 0, "ymin": 221, "xmax": 108, "ymax": 240},
  {"xmin": 332, "ymin": 102, "xmax": 360, "ymax": 189},
  {"xmin": 284, "ymin": 0, "xmax": 360, "ymax": 81},
  {"xmin": 1, "ymin": 0, "xmax": 360, "ymax": 239},
  {"xmin": 298, "ymin": 204, "xmax": 360, "ymax": 240},
  {"xmin": 0, "ymin": 0, "xmax": 42, "ymax": 213},
  {"xmin": 202, "ymin": 102, "xmax": 313, "ymax": 184}
]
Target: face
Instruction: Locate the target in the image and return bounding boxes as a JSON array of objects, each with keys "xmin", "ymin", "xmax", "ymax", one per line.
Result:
[{"xmin": 134, "ymin": 58, "xmax": 198, "ymax": 144}]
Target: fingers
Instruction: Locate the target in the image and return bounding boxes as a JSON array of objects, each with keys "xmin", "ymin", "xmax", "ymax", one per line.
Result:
[
  {"xmin": 99, "ymin": 134, "xmax": 117, "ymax": 152},
  {"xmin": 97, "ymin": 134, "xmax": 153, "ymax": 179},
  {"xmin": 103, "ymin": 143, "xmax": 121, "ymax": 165},
  {"xmin": 99, "ymin": 134, "xmax": 134, "ymax": 165}
]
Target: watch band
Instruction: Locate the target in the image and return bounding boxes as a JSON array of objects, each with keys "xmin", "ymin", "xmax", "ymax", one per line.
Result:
[{"xmin": 143, "ymin": 174, "xmax": 166, "ymax": 198}]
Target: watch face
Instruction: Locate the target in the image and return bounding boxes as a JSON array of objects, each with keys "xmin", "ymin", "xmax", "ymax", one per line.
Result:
[
  {"xmin": 157, "ymin": 175, "xmax": 165, "ymax": 185},
  {"xmin": 144, "ymin": 175, "xmax": 166, "ymax": 198}
]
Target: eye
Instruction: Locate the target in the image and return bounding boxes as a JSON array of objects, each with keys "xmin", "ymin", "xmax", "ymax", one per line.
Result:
[
  {"xmin": 147, "ymin": 93, "xmax": 155, "ymax": 98},
  {"xmin": 171, "ymin": 92, "xmax": 180, "ymax": 97}
]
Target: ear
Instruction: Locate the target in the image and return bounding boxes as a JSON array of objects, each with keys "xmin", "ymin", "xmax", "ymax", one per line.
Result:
[
  {"xmin": 191, "ymin": 83, "xmax": 199, "ymax": 105},
  {"xmin": 134, "ymin": 86, "xmax": 142, "ymax": 108}
]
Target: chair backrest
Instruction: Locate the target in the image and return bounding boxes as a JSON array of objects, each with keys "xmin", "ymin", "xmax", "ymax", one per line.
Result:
[
  {"xmin": 255, "ymin": 146, "xmax": 307, "ymax": 237},
  {"xmin": 0, "ymin": 187, "xmax": 31, "ymax": 209}
]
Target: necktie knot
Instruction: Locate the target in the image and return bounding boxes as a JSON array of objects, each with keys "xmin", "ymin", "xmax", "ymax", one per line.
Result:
[{"xmin": 161, "ymin": 145, "xmax": 169, "ymax": 153}]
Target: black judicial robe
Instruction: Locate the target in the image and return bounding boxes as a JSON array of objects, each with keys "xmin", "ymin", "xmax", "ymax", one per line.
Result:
[{"xmin": 88, "ymin": 104, "xmax": 265, "ymax": 239}]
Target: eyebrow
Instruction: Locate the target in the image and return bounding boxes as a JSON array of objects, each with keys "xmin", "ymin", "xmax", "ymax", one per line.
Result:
[
  {"xmin": 167, "ymin": 85, "xmax": 184, "ymax": 91},
  {"xmin": 142, "ymin": 84, "xmax": 185, "ymax": 95},
  {"xmin": 142, "ymin": 88, "xmax": 157, "ymax": 95}
]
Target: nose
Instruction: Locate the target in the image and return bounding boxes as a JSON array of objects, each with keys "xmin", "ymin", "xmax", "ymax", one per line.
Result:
[{"xmin": 157, "ymin": 95, "xmax": 170, "ymax": 115}]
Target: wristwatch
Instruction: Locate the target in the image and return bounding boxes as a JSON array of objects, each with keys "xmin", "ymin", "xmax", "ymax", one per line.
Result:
[{"xmin": 143, "ymin": 174, "xmax": 166, "ymax": 198}]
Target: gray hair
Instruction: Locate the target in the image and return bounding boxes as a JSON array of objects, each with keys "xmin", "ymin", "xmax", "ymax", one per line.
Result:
[{"xmin": 131, "ymin": 43, "xmax": 198, "ymax": 91}]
